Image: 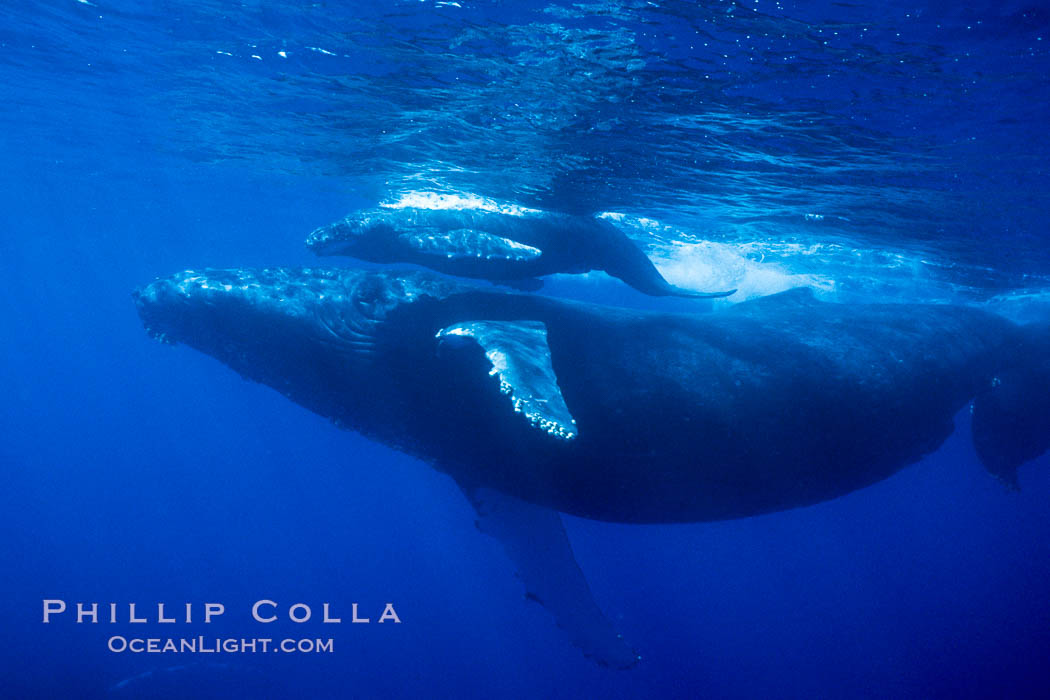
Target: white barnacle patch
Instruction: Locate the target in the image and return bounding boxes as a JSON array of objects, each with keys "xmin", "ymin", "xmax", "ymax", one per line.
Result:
[
  {"xmin": 381, "ymin": 191, "xmax": 540, "ymax": 217},
  {"xmin": 436, "ymin": 321, "xmax": 577, "ymax": 441},
  {"xmin": 486, "ymin": 349, "xmax": 508, "ymax": 377}
]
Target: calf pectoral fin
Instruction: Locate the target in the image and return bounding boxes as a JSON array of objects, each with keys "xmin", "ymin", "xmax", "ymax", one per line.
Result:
[
  {"xmin": 460, "ymin": 484, "xmax": 640, "ymax": 669},
  {"xmin": 401, "ymin": 228, "xmax": 542, "ymax": 262},
  {"xmin": 436, "ymin": 320, "xmax": 577, "ymax": 440}
]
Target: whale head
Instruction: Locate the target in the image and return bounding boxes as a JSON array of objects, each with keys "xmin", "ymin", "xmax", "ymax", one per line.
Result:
[
  {"xmin": 133, "ymin": 268, "xmax": 479, "ymax": 419},
  {"xmin": 134, "ymin": 267, "xmax": 472, "ymax": 351},
  {"xmin": 305, "ymin": 209, "xmax": 400, "ymax": 258}
]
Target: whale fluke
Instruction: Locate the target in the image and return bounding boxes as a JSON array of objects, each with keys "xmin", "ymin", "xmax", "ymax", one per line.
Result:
[{"xmin": 593, "ymin": 220, "xmax": 736, "ymax": 299}]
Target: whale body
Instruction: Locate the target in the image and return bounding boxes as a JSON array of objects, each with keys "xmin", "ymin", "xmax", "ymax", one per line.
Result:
[
  {"xmin": 306, "ymin": 206, "xmax": 735, "ymax": 298},
  {"xmin": 134, "ymin": 267, "xmax": 1050, "ymax": 667}
]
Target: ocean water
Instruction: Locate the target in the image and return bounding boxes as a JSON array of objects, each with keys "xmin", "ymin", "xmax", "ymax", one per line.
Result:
[{"xmin": 2, "ymin": 1, "xmax": 1050, "ymax": 698}]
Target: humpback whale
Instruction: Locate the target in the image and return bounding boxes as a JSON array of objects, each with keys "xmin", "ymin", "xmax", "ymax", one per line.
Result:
[
  {"xmin": 134, "ymin": 268, "xmax": 1050, "ymax": 668},
  {"xmin": 305, "ymin": 206, "xmax": 735, "ymax": 298}
]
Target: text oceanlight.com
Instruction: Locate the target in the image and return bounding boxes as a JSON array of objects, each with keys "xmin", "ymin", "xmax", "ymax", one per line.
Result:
[{"xmin": 107, "ymin": 636, "xmax": 334, "ymax": 654}]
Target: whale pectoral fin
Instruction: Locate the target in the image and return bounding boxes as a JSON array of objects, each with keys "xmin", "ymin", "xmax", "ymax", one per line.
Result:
[
  {"xmin": 459, "ymin": 484, "xmax": 640, "ymax": 669},
  {"xmin": 436, "ymin": 320, "xmax": 577, "ymax": 440},
  {"xmin": 401, "ymin": 228, "xmax": 542, "ymax": 262}
]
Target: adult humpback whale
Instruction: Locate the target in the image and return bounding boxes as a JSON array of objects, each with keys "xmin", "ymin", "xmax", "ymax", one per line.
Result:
[
  {"xmin": 305, "ymin": 206, "xmax": 735, "ymax": 298},
  {"xmin": 134, "ymin": 268, "xmax": 1050, "ymax": 668}
]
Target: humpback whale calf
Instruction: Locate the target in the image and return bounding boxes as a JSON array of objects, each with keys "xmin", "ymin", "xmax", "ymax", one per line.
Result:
[
  {"xmin": 305, "ymin": 205, "xmax": 735, "ymax": 298},
  {"xmin": 134, "ymin": 268, "xmax": 1050, "ymax": 668}
]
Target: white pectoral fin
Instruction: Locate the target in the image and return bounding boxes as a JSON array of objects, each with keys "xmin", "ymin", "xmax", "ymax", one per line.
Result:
[
  {"xmin": 401, "ymin": 228, "xmax": 542, "ymax": 262},
  {"xmin": 436, "ymin": 320, "xmax": 577, "ymax": 440},
  {"xmin": 460, "ymin": 484, "xmax": 640, "ymax": 669}
]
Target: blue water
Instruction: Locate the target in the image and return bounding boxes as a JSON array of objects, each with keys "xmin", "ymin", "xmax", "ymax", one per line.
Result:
[{"xmin": 3, "ymin": 1, "xmax": 1050, "ymax": 697}]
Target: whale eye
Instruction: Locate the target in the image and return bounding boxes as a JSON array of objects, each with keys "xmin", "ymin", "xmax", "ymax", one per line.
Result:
[{"xmin": 353, "ymin": 277, "xmax": 384, "ymax": 315}]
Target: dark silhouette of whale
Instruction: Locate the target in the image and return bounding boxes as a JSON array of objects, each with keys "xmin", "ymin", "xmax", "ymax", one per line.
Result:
[
  {"xmin": 134, "ymin": 267, "xmax": 1050, "ymax": 668},
  {"xmin": 305, "ymin": 206, "xmax": 735, "ymax": 298}
]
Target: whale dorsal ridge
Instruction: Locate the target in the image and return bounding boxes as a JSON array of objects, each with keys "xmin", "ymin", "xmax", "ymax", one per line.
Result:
[
  {"xmin": 436, "ymin": 320, "xmax": 576, "ymax": 440},
  {"xmin": 738, "ymin": 286, "xmax": 818, "ymax": 307},
  {"xmin": 402, "ymin": 228, "xmax": 542, "ymax": 262}
]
